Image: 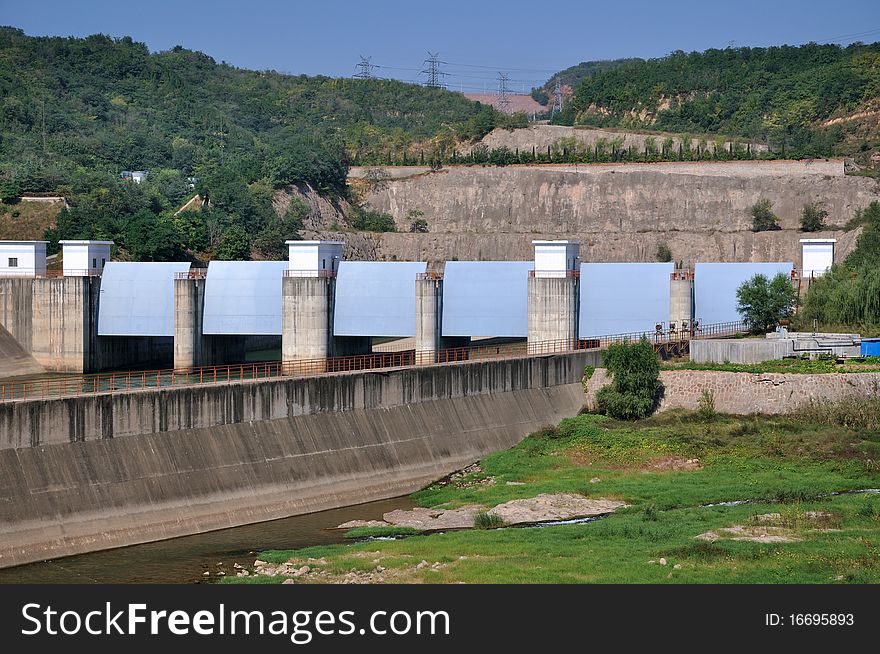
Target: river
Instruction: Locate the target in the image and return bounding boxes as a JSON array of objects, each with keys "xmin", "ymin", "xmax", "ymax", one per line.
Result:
[{"xmin": 0, "ymin": 496, "xmax": 414, "ymax": 584}]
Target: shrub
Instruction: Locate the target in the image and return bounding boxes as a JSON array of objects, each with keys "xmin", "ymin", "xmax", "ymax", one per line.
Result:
[
  {"xmin": 736, "ymin": 273, "xmax": 797, "ymax": 333},
  {"xmin": 697, "ymin": 389, "xmax": 716, "ymax": 421},
  {"xmin": 350, "ymin": 206, "xmax": 396, "ymax": 232},
  {"xmin": 656, "ymin": 242, "xmax": 672, "ymax": 262},
  {"xmin": 750, "ymin": 198, "xmax": 780, "ymax": 231},
  {"xmin": 800, "ymin": 202, "xmax": 828, "ymax": 232},
  {"xmin": 595, "ymin": 338, "xmax": 662, "ymax": 420},
  {"xmin": 474, "ymin": 512, "xmax": 504, "ymax": 529}
]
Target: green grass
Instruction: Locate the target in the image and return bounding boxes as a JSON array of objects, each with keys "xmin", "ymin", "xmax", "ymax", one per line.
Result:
[
  {"xmin": 229, "ymin": 411, "xmax": 880, "ymax": 584},
  {"xmin": 661, "ymin": 358, "xmax": 880, "ymax": 374}
]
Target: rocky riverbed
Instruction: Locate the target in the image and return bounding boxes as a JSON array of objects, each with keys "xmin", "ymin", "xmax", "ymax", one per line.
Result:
[{"xmin": 337, "ymin": 493, "xmax": 626, "ymax": 531}]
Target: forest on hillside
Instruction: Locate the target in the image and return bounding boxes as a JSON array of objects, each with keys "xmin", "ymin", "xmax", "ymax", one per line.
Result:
[
  {"xmin": 531, "ymin": 58, "xmax": 637, "ymax": 105},
  {"xmin": 555, "ymin": 43, "xmax": 880, "ymax": 157},
  {"xmin": 0, "ymin": 27, "xmax": 507, "ymax": 260}
]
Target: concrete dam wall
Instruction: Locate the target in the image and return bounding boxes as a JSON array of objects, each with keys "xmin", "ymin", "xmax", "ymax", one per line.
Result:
[
  {"xmin": 353, "ymin": 161, "xmax": 876, "ymax": 265},
  {"xmin": 0, "ymin": 351, "xmax": 598, "ymax": 568}
]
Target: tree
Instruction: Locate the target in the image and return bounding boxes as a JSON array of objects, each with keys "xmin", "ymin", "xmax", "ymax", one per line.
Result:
[
  {"xmin": 736, "ymin": 273, "xmax": 797, "ymax": 333},
  {"xmin": 0, "ymin": 180, "xmax": 21, "ymax": 204},
  {"xmin": 407, "ymin": 208, "xmax": 428, "ymax": 233},
  {"xmin": 800, "ymin": 201, "xmax": 828, "ymax": 232},
  {"xmin": 216, "ymin": 224, "xmax": 251, "ymax": 260},
  {"xmin": 656, "ymin": 242, "xmax": 672, "ymax": 262},
  {"xmin": 750, "ymin": 198, "xmax": 781, "ymax": 232},
  {"xmin": 595, "ymin": 338, "xmax": 662, "ymax": 420}
]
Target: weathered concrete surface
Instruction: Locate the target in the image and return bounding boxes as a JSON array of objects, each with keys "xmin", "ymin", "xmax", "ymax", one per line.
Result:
[
  {"xmin": 0, "ymin": 323, "xmax": 43, "ymax": 378},
  {"xmin": 691, "ymin": 335, "xmax": 863, "ymax": 364},
  {"xmin": 351, "ymin": 162, "xmax": 875, "ymax": 265},
  {"xmin": 0, "ymin": 351, "xmax": 598, "ymax": 567},
  {"xmin": 585, "ymin": 368, "xmax": 880, "ymax": 414},
  {"xmin": 282, "ymin": 275, "xmax": 333, "ymax": 362},
  {"xmin": 528, "ymin": 276, "xmax": 578, "ymax": 345},
  {"xmin": 669, "ymin": 278, "xmax": 693, "ymax": 328},
  {"xmin": 690, "ymin": 338, "xmax": 795, "ymax": 364}
]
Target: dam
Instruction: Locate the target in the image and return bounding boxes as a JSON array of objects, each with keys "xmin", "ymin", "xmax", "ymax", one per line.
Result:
[{"xmin": 0, "ymin": 236, "xmax": 807, "ymax": 569}]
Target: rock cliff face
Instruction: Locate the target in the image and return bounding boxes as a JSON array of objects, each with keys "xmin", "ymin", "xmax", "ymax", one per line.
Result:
[
  {"xmin": 272, "ymin": 183, "xmax": 378, "ymax": 260},
  {"xmin": 345, "ymin": 161, "xmax": 878, "ymax": 266}
]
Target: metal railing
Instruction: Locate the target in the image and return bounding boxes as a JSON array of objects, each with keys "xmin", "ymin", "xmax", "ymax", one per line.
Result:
[
  {"xmin": 175, "ymin": 269, "xmax": 208, "ymax": 280},
  {"xmin": 528, "ymin": 270, "xmax": 581, "ymax": 279},
  {"xmin": 416, "ymin": 272, "xmax": 444, "ymax": 281},
  {"xmin": 282, "ymin": 270, "xmax": 337, "ymax": 278},
  {"xmin": 0, "ymin": 269, "xmax": 98, "ymax": 279},
  {"xmin": 0, "ymin": 320, "xmax": 746, "ymax": 403}
]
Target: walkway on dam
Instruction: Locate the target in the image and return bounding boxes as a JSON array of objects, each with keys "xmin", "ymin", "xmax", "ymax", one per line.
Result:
[{"xmin": 0, "ymin": 321, "xmax": 744, "ymax": 402}]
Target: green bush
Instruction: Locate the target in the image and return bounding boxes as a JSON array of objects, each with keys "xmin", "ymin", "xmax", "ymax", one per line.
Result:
[
  {"xmin": 697, "ymin": 389, "xmax": 717, "ymax": 421},
  {"xmin": 800, "ymin": 202, "xmax": 828, "ymax": 232},
  {"xmin": 349, "ymin": 206, "xmax": 397, "ymax": 232},
  {"xmin": 595, "ymin": 338, "xmax": 662, "ymax": 420},
  {"xmin": 750, "ymin": 198, "xmax": 781, "ymax": 232}
]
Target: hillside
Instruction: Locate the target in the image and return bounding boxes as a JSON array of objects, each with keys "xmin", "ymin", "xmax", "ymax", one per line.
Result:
[
  {"xmin": 530, "ymin": 59, "xmax": 637, "ymax": 105},
  {"xmin": 0, "ymin": 26, "xmax": 506, "ymax": 260},
  {"xmin": 555, "ymin": 43, "xmax": 880, "ymax": 158}
]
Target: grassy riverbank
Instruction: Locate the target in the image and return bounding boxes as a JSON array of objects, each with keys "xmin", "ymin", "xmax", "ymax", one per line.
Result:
[{"xmin": 229, "ymin": 410, "xmax": 880, "ymax": 584}]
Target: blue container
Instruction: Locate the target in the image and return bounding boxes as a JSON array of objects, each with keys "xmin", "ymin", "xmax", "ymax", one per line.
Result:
[{"xmin": 861, "ymin": 338, "xmax": 880, "ymax": 357}]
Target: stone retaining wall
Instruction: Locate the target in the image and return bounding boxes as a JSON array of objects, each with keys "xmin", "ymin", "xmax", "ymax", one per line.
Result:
[{"xmin": 585, "ymin": 368, "xmax": 880, "ymax": 415}]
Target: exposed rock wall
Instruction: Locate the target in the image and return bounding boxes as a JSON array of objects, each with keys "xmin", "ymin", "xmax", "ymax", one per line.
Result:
[{"xmin": 348, "ymin": 161, "xmax": 877, "ymax": 265}]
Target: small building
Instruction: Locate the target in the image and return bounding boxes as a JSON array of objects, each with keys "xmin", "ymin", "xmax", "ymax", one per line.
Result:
[
  {"xmin": 120, "ymin": 170, "xmax": 148, "ymax": 183},
  {"xmin": 59, "ymin": 240, "xmax": 113, "ymax": 276},
  {"xmin": 532, "ymin": 240, "xmax": 580, "ymax": 277},
  {"xmin": 800, "ymin": 238, "xmax": 836, "ymax": 277},
  {"xmin": 0, "ymin": 241, "xmax": 47, "ymax": 277},
  {"xmin": 286, "ymin": 240, "xmax": 344, "ymax": 275}
]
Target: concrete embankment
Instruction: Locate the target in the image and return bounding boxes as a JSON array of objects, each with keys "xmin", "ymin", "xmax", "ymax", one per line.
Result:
[{"xmin": 0, "ymin": 351, "xmax": 598, "ymax": 568}]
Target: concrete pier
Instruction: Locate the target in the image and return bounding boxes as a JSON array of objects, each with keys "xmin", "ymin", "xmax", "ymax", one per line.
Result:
[
  {"xmin": 527, "ymin": 275, "xmax": 579, "ymax": 348},
  {"xmin": 282, "ymin": 274, "xmax": 334, "ymax": 366},
  {"xmin": 415, "ymin": 274, "xmax": 443, "ymax": 363},
  {"xmin": 669, "ymin": 272, "xmax": 694, "ymax": 330},
  {"xmin": 174, "ymin": 276, "xmax": 208, "ymax": 369}
]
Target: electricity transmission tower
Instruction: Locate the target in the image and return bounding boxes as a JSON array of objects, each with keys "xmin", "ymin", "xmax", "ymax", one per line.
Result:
[
  {"xmin": 422, "ymin": 52, "xmax": 446, "ymax": 88},
  {"xmin": 353, "ymin": 56, "xmax": 376, "ymax": 79},
  {"xmin": 550, "ymin": 79, "xmax": 563, "ymax": 117},
  {"xmin": 497, "ymin": 72, "xmax": 511, "ymax": 114}
]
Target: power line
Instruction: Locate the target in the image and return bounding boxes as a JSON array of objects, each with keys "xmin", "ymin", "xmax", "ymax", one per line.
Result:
[
  {"xmin": 811, "ymin": 26, "xmax": 880, "ymax": 44},
  {"xmin": 440, "ymin": 60, "xmax": 559, "ymax": 73},
  {"xmin": 353, "ymin": 55, "xmax": 376, "ymax": 79}
]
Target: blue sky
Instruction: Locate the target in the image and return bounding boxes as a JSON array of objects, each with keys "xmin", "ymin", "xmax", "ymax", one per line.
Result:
[{"xmin": 4, "ymin": 0, "xmax": 880, "ymax": 91}]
